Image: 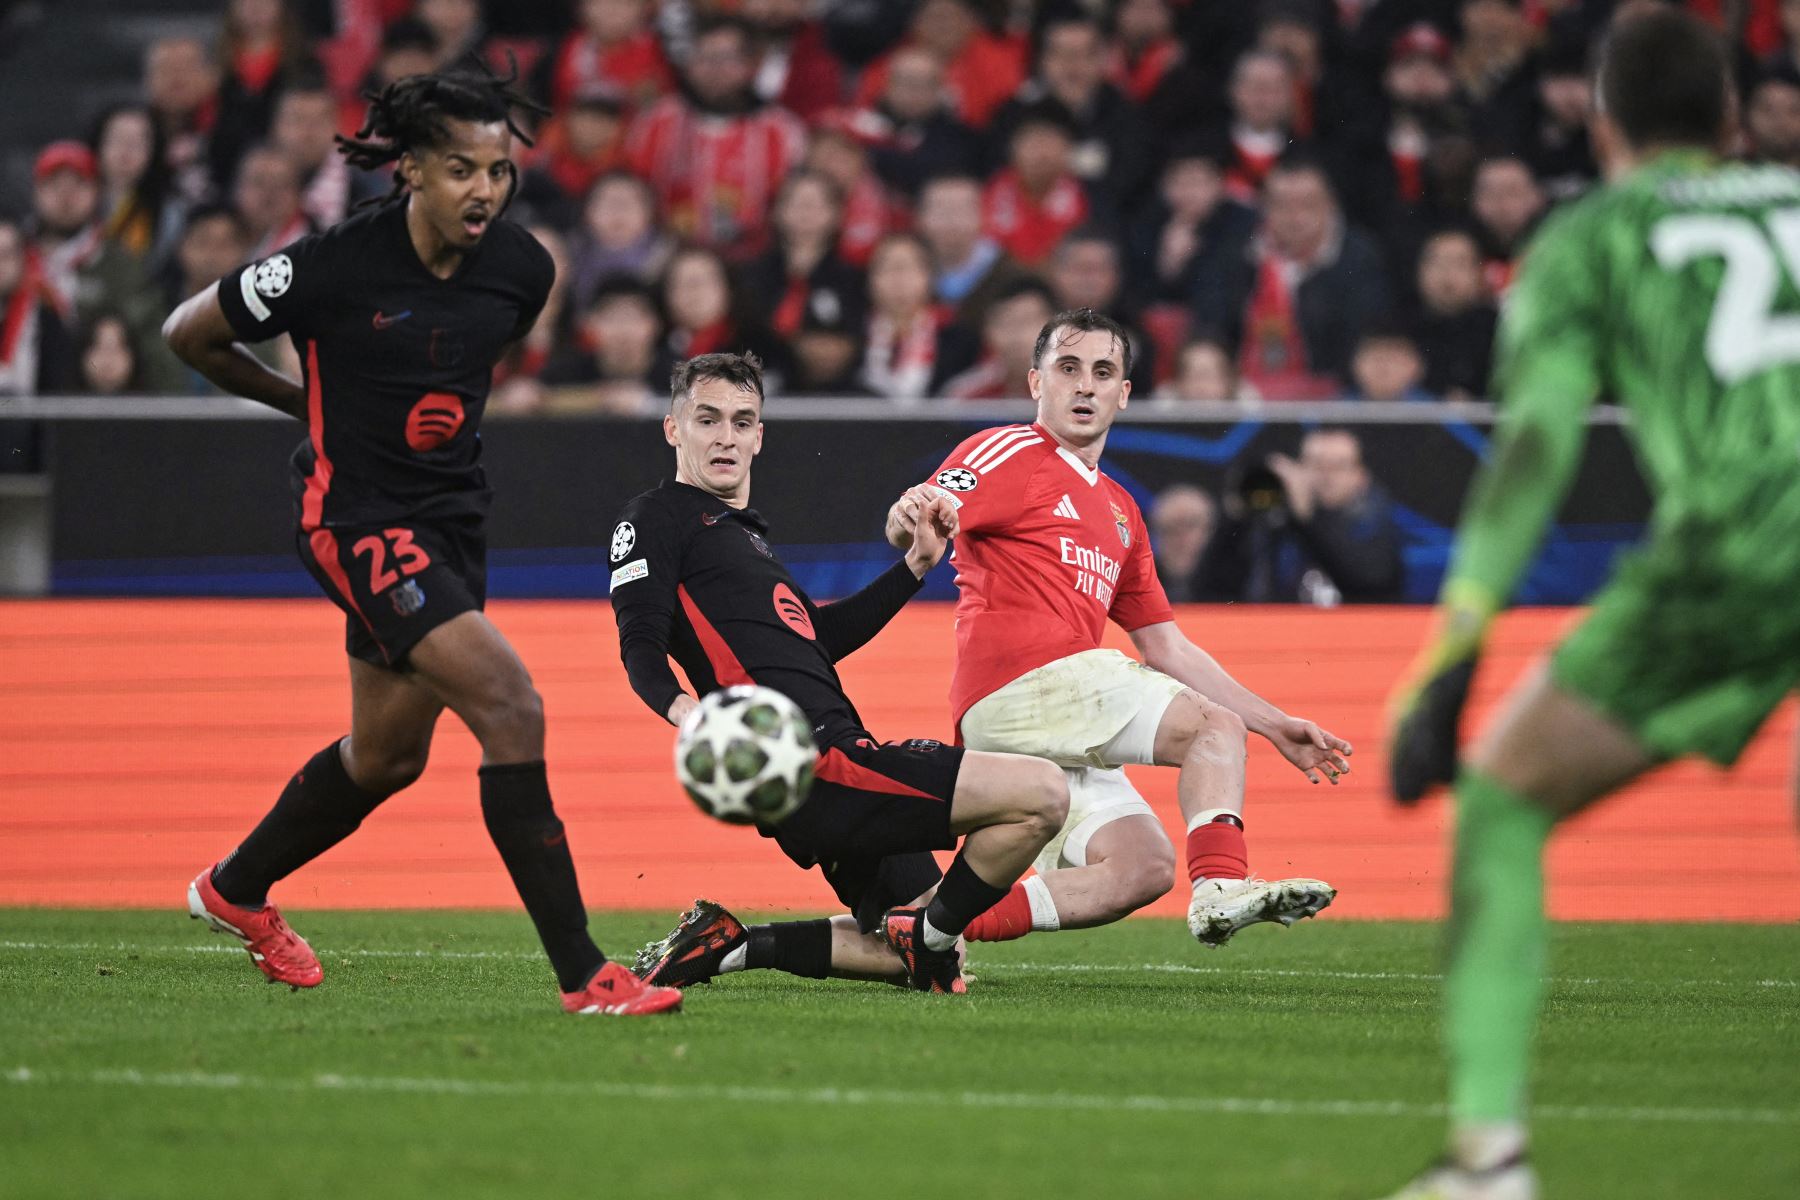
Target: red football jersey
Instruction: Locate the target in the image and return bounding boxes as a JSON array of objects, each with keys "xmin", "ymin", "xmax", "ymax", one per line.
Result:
[{"xmin": 924, "ymin": 423, "xmax": 1174, "ymax": 727}]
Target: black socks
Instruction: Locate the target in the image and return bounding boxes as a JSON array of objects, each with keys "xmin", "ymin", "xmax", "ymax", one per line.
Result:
[
  {"xmin": 212, "ymin": 740, "xmax": 385, "ymax": 908},
  {"xmin": 745, "ymin": 920, "xmax": 833, "ymax": 979},
  {"xmin": 923, "ymin": 853, "xmax": 1011, "ymax": 942},
  {"xmin": 478, "ymin": 760, "xmax": 606, "ymax": 993}
]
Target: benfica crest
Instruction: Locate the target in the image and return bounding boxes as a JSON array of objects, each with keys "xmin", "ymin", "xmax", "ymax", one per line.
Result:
[{"xmin": 1111, "ymin": 501, "xmax": 1131, "ymax": 549}]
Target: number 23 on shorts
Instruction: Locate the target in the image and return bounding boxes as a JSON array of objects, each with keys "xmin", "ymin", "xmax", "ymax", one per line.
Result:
[{"xmin": 352, "ymin": 528, "xmax": 432, "ymax": 594}]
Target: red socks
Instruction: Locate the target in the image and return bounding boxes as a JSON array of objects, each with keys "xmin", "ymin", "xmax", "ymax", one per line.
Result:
[
  {"xmin": 1187, "ymin": 814, "xmax": 1248, "ymax": 883},
  {"xmin": 962, "ymin": 882, "xmax": 1033, "ymax": 942}
]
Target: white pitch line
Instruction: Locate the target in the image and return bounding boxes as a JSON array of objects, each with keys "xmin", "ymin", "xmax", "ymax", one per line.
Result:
[
  {"xmin": 4, "ymin": 1066, "xmax": 1795, "ymax": 1126},
  {"xmin": 2, "ymin": 940, "xmax": 1794, "ymax": 990}
]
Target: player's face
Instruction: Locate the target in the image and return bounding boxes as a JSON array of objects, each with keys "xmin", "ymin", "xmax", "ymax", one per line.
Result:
[
  {"xmin": 406, "ymin": 120, "xmax": 514, "ymax": 250},
  {"xmin": 1031, "ymin": 324, "xmax": 1130, "ymax": 447},
  {"xmin": 666, "ymin": 378, "xmax": 764, "ymax": 502}
]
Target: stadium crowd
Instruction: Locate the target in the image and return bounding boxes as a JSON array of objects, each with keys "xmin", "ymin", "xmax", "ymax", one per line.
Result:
[{"xmin": 7, "ymin": 0, "xmax": 1797, "ymax": 412}]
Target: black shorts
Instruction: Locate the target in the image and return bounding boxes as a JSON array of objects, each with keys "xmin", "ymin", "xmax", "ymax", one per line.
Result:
[
  {"xmin": 296, "ymin": 515, "xmax": 486, "ymax": 669},
  {"xmin": 771, "ymin": 736, "xmax": 964, "ymax": 932}
]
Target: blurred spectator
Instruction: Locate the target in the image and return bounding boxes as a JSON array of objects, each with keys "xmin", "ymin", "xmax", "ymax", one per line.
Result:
[
  {"xmin": 805, "ymin": 113, "xmax": 904, "ymax": 267},
  {"xmin": 1151, "ymin": 336, "xmax": 1261, "ymax": 407},
  {"xmin": 654, "ymin": 245, "xmax": 786, "ymax": 383},
  {"xmin": 864, "ymin": 47, "xmax": 984, "ymax": 198},
  {"xmin": 743, "ymin": 0, "xmax": 844, "ymax": 122},
  {"xmin": 1470, "ymin": 155, "xmax": 1544, "ymax": 296},
  {"xmin": 745, "ymin": 170, "xmax": 866, "ymax": 349},
  {"xmin": 1125, "ymin": 144, "xmax": 1256, "ymax": 305},
  {"xmin": 1206, "ymin": 157, "xmax": 1390, "ymax": 399},
  {"xmin": 565, "ymin": 172, "xmax": 674, "ymax": 311},
  {"xmin": 1454, "ymin": 0, "xmax": 1536, "ymax": 144},
  {"xmin": 418, "ymin": 0, "xmax": 487, "ymax": 70},
  {"xmin": 1214, "ymin": 428, "xmax": 1405, "ymax": 604},
  {"xmin": 74, "ymin": 312, "xmax": 145, "ymax": 395},
  {"xmin": 1747, "ymin": 65, "xmax": 1800, "ymax": 169},
  {"xmin": 624, "ymin": 16, "xmax": 806, "ymax": 257},
  {"xmin": 519, "ymin": 90, "xmax": 630, "ymax": 227},
  {"xmin": 1522, "ymin": 36, "xmax": 1598, "ymax": 202},
  {"xmin": 144, "ymin": 36, "xmax": 221, "ymax": 206},
  {"xmin": 90, "ymin": 104, "xmax": 182, "ymax": 267},
  {"xmin": 270, "ymin": 72, "xmax": 350, "ymax": 230},
  {"xmin": 1406, "ymin": 227, "xmax": 1497, "ymax": 401},
  {"xmin": 1346, "ymin": 323, "xmax": 1435, "ymax": 404},
  {"xmin": 536, "ymin": 279, "xmax": 665, "ymax": 414},
  {"xmin": 854, "ymin": 0, "xmax": 1028, "ymax": 131},
  {"xmin": 1046, "ymin": 229, "xmax": 1155, "ymax": 389},
  {"xmin": 209, "ymin": 0, "xmax": 317, "ymax": 195},
  {"xmin": 937, "ymin": 279, "xmax": 1054, "ymax": 400},
  {"xmin": 1211, "ymin": 49, "xmax": 1305, "ymax": 204},
  {"xmin": 982, "ymin": 104, "xmax": 1089, "ymax": 268},
  {"xmin": 787, "ymin": 292, "xmax": 867, "ymax": 395},
  {"xmin": 917, "ymin": 173, "xmax": 1029, "ymax": 327},
  {"xmin": 234, "ymin": 144, "xmax": 312, "ymax": 260},
  {"xmin": 0, "ymin": 218, "xmax": 73, "ymax": 395},
  {"xmin": 165, "ymin": 204, "xmax": 249, "ymax": 308},
  {"xmin": 1339, "ymin": 23, "xmax": 1469, "ymax": 236},
  {"xmin": 990, "ymin": 13, "xmax": 1151, "ymax": 218},
  {"xmin": 1254, "ymin": 0, "xmax": 1341, "ymax": 143},
  {"xmin": 344, "ymin": 20, "xmax": 441, "ymax": 205},
  {"xmin": 1149, "ymin": 484, "xmax": 1221, "ymax": 603},
  {"xmin": 544, "ymin": 0, "xmax": 671, "ymax": 113},
  {"xmin": 858, "ymin": 232, "xmax": 956, "ymax": 402},
  {"xmin": 1772, "ymin": 0, "xmax": 1800, "ymax": 77},
  {"xmin": 28, "ymin": 141, "xmax": 102, "ymax": 315},
  {"xmin": 1112, "ymin": 0, "xmax": 1185, "ymax": 106},
  {"xmin": 508, "ymin": 222, "xmax": 574, "ymax": 387},
  {"xmin": 155, "ymin": 204, "xmax": 251, "ymax": 394}
]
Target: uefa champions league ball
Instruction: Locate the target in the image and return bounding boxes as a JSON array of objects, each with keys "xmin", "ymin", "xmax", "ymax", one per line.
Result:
[{"xmin": 675, "ymin": 685, "xmax": 817, "ymax": 826}]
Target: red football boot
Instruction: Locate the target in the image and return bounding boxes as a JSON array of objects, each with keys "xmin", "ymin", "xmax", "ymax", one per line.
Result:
[
  {"xmin": 560, "ymin": 961, "xmax": 684, "ymax": 1015},
  {"xmin": 187, "ymin": 867, "xmax": 323, "ymax": 989},
  {"xmin": 879, "ymin": 907, "xmax": 967, "ymax": 994}
]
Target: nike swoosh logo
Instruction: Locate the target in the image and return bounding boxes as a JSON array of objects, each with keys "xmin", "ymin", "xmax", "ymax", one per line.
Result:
[{"xmin": 372, "ymin": 310, "xmax": 413, "ymax": 329}]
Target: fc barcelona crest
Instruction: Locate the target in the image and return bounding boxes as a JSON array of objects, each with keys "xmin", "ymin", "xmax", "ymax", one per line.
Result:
[{"xmin": 1111, "ymin": 501, "xmax": 1131, "ymax": 549}]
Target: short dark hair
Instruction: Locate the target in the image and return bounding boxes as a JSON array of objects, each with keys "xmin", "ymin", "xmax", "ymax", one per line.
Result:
[
  {"xmin": 1598, "ymin": 8, "xmax": 1729, "ymax": 150},
  {"xmin": 671, "ymin": 351, "xmax": 765, "ymax": 411},
  {"xmin": 1033, "ymin": 308, "xmax": 1133, "ymax": 378}
]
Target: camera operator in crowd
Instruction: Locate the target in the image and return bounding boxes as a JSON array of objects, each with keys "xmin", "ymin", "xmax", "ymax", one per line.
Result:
[{"xmin": 1207, "ymin": 427, "xmax": 1405, "ymax": 605}]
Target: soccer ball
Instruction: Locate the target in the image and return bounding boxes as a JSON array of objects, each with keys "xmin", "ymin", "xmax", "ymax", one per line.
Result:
[{"xmin": 675, "ymin": 685, "xmax": 817, "ymax": 826}]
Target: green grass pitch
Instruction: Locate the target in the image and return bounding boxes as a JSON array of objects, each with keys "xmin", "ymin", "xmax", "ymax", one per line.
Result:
[{"xmin": 2, "ymin": 909, "xmax": 1795, "ymax": 1199}]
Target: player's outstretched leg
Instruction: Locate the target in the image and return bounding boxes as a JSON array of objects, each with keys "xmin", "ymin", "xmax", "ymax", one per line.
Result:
[
  {"xmin": 881, "ymin": 751, "xmax": 1067, "ymax": 992},
  {"xmin": 1378, "ymin": 669, "xmax": 1653, "ymax": 1199},
  {"xmin": 635, "ymin": 901, "xmax": 912, "ymax": 987},
  {"xmin": 1153, "ymin": 690, "xmax": 1335, "ymax": 946},
  {"xmin": 188, "ymin": 661, "xmax": 443, "ymax": 987},
  {"xmin": 409, "ymin": 613, "xmax": 679, "ymax": 1015}
]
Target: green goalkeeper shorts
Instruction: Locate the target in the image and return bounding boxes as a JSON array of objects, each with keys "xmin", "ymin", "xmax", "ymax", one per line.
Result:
[{"xmin": 1552, "ymin": 494, "xmax": 1800, "ymax": 766}]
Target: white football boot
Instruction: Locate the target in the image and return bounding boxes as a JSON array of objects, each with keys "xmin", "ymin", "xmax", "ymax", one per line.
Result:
[
  {"xmin": 1187, "ymin": 875, "xmax": 1336, "ymax": 946},
  {"xmin": 1376, "ymin": 1157, "xmax": 1538, "ymax": 1200}
]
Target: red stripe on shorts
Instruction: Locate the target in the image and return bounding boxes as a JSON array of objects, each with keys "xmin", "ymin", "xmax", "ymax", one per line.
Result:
[
  {"xmin": 308, "ymin": 527, "xmax": 389, "ymax": 664},
  {"xmin": 814, "ymin": 746, "xmax": 939, "ymax": 801}
]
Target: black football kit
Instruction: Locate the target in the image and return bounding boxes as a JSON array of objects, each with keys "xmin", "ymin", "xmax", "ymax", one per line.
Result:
[
  {"xmin": 611, "ymin": 479, "xmax": 962, "ymax": 929},
  {"xmin": 216, "ymin": 198, "xmax": 553, "ymax": 667}
]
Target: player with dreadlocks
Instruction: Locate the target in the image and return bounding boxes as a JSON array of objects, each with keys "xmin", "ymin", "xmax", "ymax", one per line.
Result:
[{"xmin": 164, "ymin": 61, "xmax": 682, "ymax": 1016}]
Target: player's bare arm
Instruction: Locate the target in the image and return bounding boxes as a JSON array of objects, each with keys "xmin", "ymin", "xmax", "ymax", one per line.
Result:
[
  {"xmin": 162, "ymin": 281, "xmax": 307, "ymax": 420},
  {"xmin": 886, "ymin": 484, "xmax": 960, "ymax": 552},
  {"xmin": 1130, "ymin": 621, "xmax": 1352, "ymax": 784}
]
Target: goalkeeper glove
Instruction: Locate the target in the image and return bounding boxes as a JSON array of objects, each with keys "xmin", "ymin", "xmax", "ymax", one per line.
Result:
[{"xmin": 1388, "ymin": 581, "xmax": 1499, "ymax": 806}]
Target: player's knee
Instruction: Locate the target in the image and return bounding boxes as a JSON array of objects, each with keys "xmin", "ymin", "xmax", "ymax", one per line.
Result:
[
  {"xmin": 474, "ymin": 683, "xmax": 545, "ymax": 745},
  {"xmin": 1019, "ymin": 762, "xmax": 1069, "ymax": 839},
  {"xmin": 364, "ymin": 748, "xmax": 429, "ymax": 794},
  {"xmin": 1187, "ymin": 704, "xmax": 1247, "ymax": 767}
]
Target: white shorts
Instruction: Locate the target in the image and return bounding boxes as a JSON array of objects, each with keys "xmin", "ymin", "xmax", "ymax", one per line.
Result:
[{"xmin": 960, "ymin": 649, "xmax": 1188, "ymax": 873}]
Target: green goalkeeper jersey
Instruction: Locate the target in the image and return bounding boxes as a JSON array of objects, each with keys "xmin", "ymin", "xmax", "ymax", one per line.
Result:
[{"xmin": 1447, "ymin": 151, "xmax": 1800, "ymax": 607}]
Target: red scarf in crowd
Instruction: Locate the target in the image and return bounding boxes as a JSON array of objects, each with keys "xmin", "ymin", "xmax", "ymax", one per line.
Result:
[{"xmin": 982, "ymin": 169, "xmax": 1088, "ymax": 267}]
